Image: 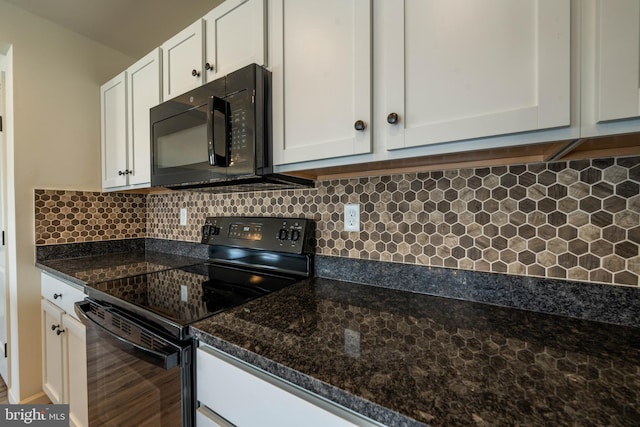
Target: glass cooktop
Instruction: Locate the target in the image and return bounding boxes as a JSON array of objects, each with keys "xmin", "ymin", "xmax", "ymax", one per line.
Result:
[{"xmin": 86, "ymin": 263, "xmax": 297, "ymax": 328}]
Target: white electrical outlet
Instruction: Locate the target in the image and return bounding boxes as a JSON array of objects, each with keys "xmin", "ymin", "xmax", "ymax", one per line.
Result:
[
  {"xmin": 344, "ymin": 204, "xmax": 360, "ymax": 232},
  {"xmin": 180, "ymin": 208, "xmax": 187, "ymax": 226},
  {"xmin": 180, "ymin": 285, "xmax": 188, "ymax": 302}
]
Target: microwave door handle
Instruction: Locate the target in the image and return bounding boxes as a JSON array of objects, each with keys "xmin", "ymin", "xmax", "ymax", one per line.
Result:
[
  {"xmin": 207, "ymin": 96, "xmax": 230, "ymax": 167},
  {"xmin": 207, "ymin": 96, "xmax": 216, "ymax": 166}
]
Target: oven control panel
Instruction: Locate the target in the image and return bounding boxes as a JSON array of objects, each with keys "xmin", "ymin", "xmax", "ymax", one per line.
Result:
[{"xmin": 201, "ymin": 216, "xmax": 313, "ymax": 254}]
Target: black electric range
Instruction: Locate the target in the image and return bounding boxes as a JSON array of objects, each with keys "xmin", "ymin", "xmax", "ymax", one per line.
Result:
[
  {"xmin": 75, "ymin": 217, "xmax": 314, "ymax": 427},
  {"xmin": 81, "ymin": 216, "xmax": 315, "ymax": 340}
]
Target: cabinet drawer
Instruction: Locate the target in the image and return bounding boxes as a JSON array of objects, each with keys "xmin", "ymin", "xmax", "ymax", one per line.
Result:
[
  {"xmin": 196, "ymin": 345, "xmax": 380, "ymax": 427},
  {"xmin": 41, "ymin": 272, "xmax": 85, "ymax": 318}
]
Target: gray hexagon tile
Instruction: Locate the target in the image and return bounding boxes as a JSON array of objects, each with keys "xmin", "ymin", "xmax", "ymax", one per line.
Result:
[{"xmin": 35, "ymin": 156, "xmax": 640, "ymax": 287}]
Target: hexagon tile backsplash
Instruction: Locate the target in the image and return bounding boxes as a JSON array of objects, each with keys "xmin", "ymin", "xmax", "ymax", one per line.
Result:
[
  {"xmin": 34, "ymin": 190, "xmax": 146, "ymax": 244},
  {"xmin": 35, "ymin": 156, "xmax": 640, "ymax": 287}
]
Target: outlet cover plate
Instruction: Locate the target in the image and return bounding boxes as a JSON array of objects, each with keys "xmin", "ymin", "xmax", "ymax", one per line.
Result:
[{"xmin": 344, "ymin": 204, "xmax": 360, "ymax": 232}]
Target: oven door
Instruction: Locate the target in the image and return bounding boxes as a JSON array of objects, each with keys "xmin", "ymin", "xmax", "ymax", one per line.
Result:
[
  {"xmin": 151, "ymin": 100, "xmax": 228, "ymax": 187},
  {"xmin": 75, "ymin": 300, "xmax": 194, "ymax": 427}
]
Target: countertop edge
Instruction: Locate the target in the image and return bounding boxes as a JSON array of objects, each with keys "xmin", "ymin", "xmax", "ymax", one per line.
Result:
[
  {"xmin": 37, "ymin": 263, "xmax": 88, "ymax": 290},
  {"xmin": 191, "ymin": 328, "xmax": 427, "ymax": 427}
]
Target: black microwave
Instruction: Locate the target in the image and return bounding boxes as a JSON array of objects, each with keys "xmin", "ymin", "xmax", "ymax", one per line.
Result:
[{"xmin": 150, "ymin": 64, "xmax": 312, "ymax": 192}]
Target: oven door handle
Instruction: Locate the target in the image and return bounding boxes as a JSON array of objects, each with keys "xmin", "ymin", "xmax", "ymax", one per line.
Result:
[{"xmin": 75, "ymin": 301, "xmax": 180, "ymax": 370}]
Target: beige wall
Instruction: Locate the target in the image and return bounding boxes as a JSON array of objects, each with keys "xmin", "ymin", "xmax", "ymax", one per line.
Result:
[{"xmin": 0, "ymin": 0, "xmax": 133, "ymax": 402}]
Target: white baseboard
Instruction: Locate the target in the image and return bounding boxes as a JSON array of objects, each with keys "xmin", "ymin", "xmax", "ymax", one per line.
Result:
[{"xmin": 8, "ymin": 388, "xmax": 50, "ymax": 404}]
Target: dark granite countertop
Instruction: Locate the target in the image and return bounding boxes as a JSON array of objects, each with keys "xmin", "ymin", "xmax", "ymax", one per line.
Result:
[
  {"xmin": 192, "ymin": 278, "xmax": 640, "ymax": 427},
  {"xmin": 35, "ymin": 242, "xmax": 640, "ymax": 426},
  {"xmin": 36, "ymin": 251, "xmax": 205, "ymax": 287}
]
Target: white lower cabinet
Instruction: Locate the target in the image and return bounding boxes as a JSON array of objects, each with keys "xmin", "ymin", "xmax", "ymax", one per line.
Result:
[
  {"xmin": 63, "ymin": 313, "xmax": 87, "ymax": 427},
  {"xmin": 196, "ymin": 344, "xmax": 382, "ymax": 427},
  {"xmin": 41, "ymin": 299, "xmax": 66, "ymax": 405},
  {"xmin": 40, "ymin": 272, "xmax": 88, "ymax": 427}
]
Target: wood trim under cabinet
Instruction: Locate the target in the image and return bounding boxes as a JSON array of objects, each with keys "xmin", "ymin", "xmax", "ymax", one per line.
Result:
[
  {"xmin": 287, "ymin": 133, "xmax": 640, "ymax": 181},
  {"xmin": 119, "ymin": 133, "xmax": 640, "ymax": 192},
  {"xmin": 287, "ymin": 140, "xmax": 572, "ymax": 180}
]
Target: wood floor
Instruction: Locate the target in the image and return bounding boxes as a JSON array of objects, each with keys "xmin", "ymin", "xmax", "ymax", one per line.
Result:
[{"xmin": 0, "ymin": 376, "xmax": 7, "ymax": 404}]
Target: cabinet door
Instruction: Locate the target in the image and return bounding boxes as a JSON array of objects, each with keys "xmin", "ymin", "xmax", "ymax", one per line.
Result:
[
  {"xmin": 580, "ymin": 0, "xmax": 640, "ymax": 137},
  {"xmin": 162, "ymin": 20, "xmax": 205, "ymax": 100},
  {"xmin": 100, "ymin": 72, "xmax": 127, "ymax": 189},
  {"xmin": 63, "ymin": 313, "xmax": 88, "ymax": 427},
  {"xmin": 127, "ymin": 48, "xmax": 161, "ymax": 187},
  {"xmin": 205, "ymin": 0, "xmax": 266, "ymax": 82},
  {"xmin": 271, "ymin": 0, "xmax": 372, "ymax": 165},
  {"xmin": 41, "ymin": 299, "xmax": 65, "ymax": 405},
  {"xmin": 595, "ymin": 0, "xmax": 640, "ymax": 122},
  {"xmin": 382, "ymin": 0, "xmax": 570, "ymax": 150}
]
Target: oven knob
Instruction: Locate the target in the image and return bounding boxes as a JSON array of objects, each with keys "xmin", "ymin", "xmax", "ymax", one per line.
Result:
[
  {"xmin": 211, "ymin": 226, "xmax": 221, "ymax": 236},
  {"xmin": 290, "ymin": 229, "xmax": 301, "ymax": 242},
  {"xmin": 277, "ymin": 228, "xmax": 289, "ymax": 241}
]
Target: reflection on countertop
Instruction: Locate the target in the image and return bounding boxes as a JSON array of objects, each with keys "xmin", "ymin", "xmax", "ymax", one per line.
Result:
[
  {"xmin": 192, "ymin": 278, "xmax": 640, "ymax": 427},
  {"xmin": 36, "ymin": 251, "xmax": 205, "ymax": 286}
]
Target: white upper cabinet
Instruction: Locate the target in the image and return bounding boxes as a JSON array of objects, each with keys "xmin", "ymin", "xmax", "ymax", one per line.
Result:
[
  {"xmin": 272, "ymin": 0, "xmax": 574, "ymax": 172},
  {"xmin": 100, "ymin": 72, "xmax": 128, "ymax": 189},
  {"xmin": 382, "ymin": 0, "xmax": 571, "ymax": 150},
  {"xmin": 581, "ymin": 0, "xmax": 640, "ymax": 137},
  {"xmin": 127, "ymin": 49, "xmax": 161, "ymax": 187},
  {"xmin": 101, "ymin": 49, "xmax": 160, "ymax": 192},
  {"xmin": 594, "ymin": 0, "xmax": 639, "ymax": 122},
  {"xmin": 161, "ymin": 20, "xmax": 204, "ymax": 100},
  {"xmin": 271, "ymin": 0, "xmax": 372, "ymax": 165},
  {"xmin": 162, "ymin": 0, "xmax": 267, "ymax": 99},
  {"xmin": 204, "ymin": 0, "xmax": 267, "ymax": 81}
]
